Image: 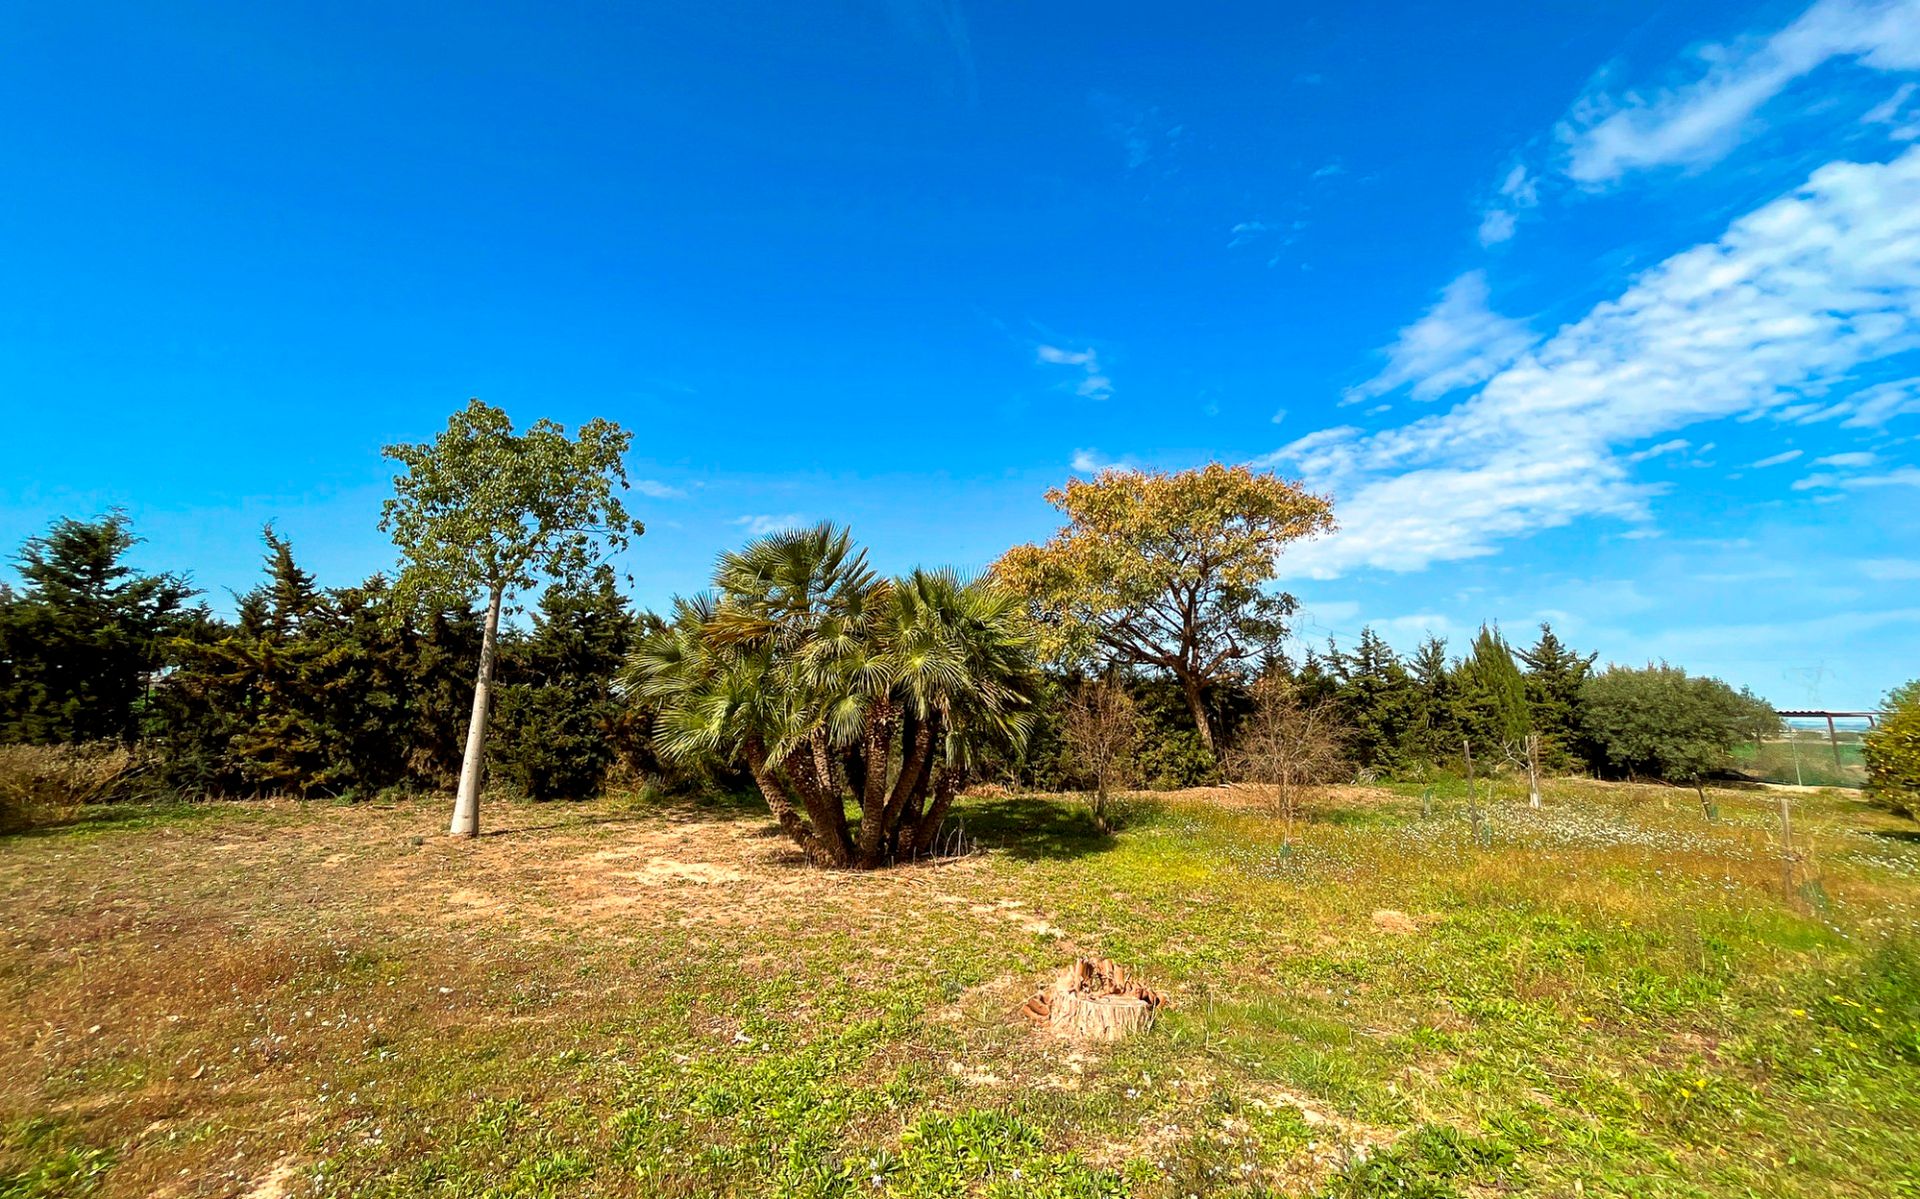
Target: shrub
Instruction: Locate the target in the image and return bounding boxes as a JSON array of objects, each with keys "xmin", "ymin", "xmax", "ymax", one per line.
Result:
[
  {"xmin": 1865, "ymin": 679, "xmax": 1920, "ymax": 819},
  {"xmin": 0, "ymin": 742, "xmax": 147, "ymax": 832},
  {"xmin": 492, "ymin": 685, "xmax": 617, "ymax": 801},
  {"xmin": 1580, "ymin": 664, "xmax": 1776, "ymax": 788},
  {"xmin": 1135, "ymin": 727, "xmax": 1217, "ymax": 789}
]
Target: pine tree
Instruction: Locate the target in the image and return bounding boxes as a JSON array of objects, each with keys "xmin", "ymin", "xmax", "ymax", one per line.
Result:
[
  {"xmin": 0, "ymin": 512, "xmax": 194, "ymax": 744},
  {"xmin": 1518, "ymin": 622, "xmax": 1596, "ymax": 771},
  {"xmin": 1404, "ymin": 635, "xmax": 1465, "ymax": 766},
  {"xmin": 309, "ymin": 575, "xmax": 419, "ymax": 795},
  {"xmin": 1455, "ymin": 625, "xmax": 1530, "ymax": 757},
  {"xmin": 1330, "ymin": 627, "xmax": 1418, "ymax": 773},
  {"xmin": 220, "ymin": 529, "xmax": 335, "ymax": 795}
]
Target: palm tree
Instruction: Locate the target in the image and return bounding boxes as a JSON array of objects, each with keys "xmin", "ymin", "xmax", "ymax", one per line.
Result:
[{"xmin": 623, "ymin": 525, "xmax": 1038, "ymax": 868}]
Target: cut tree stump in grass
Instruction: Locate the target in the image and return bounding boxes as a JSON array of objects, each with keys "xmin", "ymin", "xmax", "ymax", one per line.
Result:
[{"xmin": 1020, "ymin": 957, "xmax": 1166, "ymax": 1041}]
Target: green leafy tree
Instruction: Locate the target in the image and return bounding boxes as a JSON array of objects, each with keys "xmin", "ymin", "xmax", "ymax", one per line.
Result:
[
  {"xmin": 1517, "ymin": 622, "xmax": 1596, "ymax": 771},
  {"xmin": 381, "ymin": 400, "xmax": 643, "ymax": 837},
  {"xmin": 994, "ymin": 464, "xmax": 1334, "ymax": 757},
  {"xmin": 1581, "ymin": 664, "xmax": 1778, "ymax": 803},
  {"xmin": 626, "ymin": 525, "xmax": 1038, "ymax": 868},
  {"xmin": 0, "ymin": 512, "xmax": 194, "ymax": 744},
  {"xmin": 1864, "ymin": 679, "xmax": 1920, "ymax": 819},
  {"xmin": 1455, "ymin": 626, "xmax": 1530, "ymax": 757},
  {"xmin": 493, "ymin": 570, "xmax": 637, "ymax": 800}
]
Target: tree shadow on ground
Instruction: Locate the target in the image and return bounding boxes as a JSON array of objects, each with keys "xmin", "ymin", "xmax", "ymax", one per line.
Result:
[
  {"xmin": 1, "ymin": 800, "xmax": 252, "ymax": 842},
  {"xmin": 1863, "ymin": 826, "xmax": 1920, "ymax": 843},
  {"xmin": 952, "ymin": 794, "xmax": 1123, "ymax": 862}
]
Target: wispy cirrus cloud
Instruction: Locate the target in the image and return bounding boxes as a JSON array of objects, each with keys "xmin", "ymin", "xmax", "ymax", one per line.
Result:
[
  {"xmin": 1558, "ymin": 0, "xmax": 1920, "ymax": 185},
  {"xmin": 1069, "ymin": 448, "xmax": 1139, "ymax": 474},
  {"xmin": 1477, "ymin": 165, "xmax": 1540, "ymax": 246},
  {"xmin": 1037, "ymin": 343, "xmax": 1114, "ymax": 400},
  {"xmin": 632, "ymin": 479, "xmax": 685, "ymax": 499},
  {"xmin": 1861, "ymin": 557, "xmax": 1920, "ymax": 579},
  {"xmin": 1794, "ymin": 465, "xmax": 1920, "ymax": 490},
  {"xmin": 1342, "ymin": 271, "xmax": 1536, "ymax": 406},
  {"xmin": 1269, "ymin": 145, "xmax": 1920, "ymax": 579},
  {"xmin": 1753, "ymin": 449, "xmax": 1805, "ymax": 467},
  {"xmin": 733, "ymin": 513, "xmax": 807, "ymax": 536},
  {"xmin": 1625, "ymin": 438, "xmax": 1692, "ymax": 464}
]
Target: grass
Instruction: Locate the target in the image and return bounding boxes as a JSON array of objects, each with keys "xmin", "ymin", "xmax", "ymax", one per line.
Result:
[{"xmin": 2, "ymin": 778, "xmax": 1918, "ymax": 1197}]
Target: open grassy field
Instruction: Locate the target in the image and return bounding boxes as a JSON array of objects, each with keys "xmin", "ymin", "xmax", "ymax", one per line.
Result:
[{"xmin": 3, "ymin": 779, "xmax": 1917, "ymax": 1199}]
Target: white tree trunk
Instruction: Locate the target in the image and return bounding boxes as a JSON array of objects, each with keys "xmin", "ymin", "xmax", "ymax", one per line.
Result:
[
  {"xmin": 1526, "ymin": 733, "xmax": 1542, "ymax": 809},
  {"xmin": 449, "ymin": 584, "xmax": 503, "ymax": 838}
]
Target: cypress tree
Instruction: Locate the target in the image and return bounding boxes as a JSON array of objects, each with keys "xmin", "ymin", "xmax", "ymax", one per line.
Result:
[
  {"xmin": 0, "ymin": 512, "xmax": 194, "ymax": 744},
  {"xmin": 1518, "ymin": 622, "xmax": 1597, "ymax": 771},
  {"xmin": 1405, "ymin": 634, "xmax": 1465, "ymax": 766},
  {"xmin": 493, "ymin": 569, "xmax": 637, "ymax": 800},
  {"xmin": 1331, "ymin": 627, "xmax": 1418, "ymax": 773},
  {"xmin": 1455, "ymin": 625, "xmax": 1530, "ymax": 756}
]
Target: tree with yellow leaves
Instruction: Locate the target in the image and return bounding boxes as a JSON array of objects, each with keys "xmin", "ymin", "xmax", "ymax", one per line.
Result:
[{"xmin": 994, "ymin": 464, "xmax": 1334, "ymax": 757}]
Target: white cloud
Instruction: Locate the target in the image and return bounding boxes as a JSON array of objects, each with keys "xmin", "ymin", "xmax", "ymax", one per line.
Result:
[
  {"xmin": 1861, "ymin": 557, "xmax": 1920, "ymax": 579},
  {"xmin": 1558, "ymin": 0, "xmax": 1920, "ymax": 185},
  {"xmin": 1342, "ymin": 271, "xmax": 1536, "ymax": 405},
  {"xmin": 1070, "ymin": 448, "xmax": 1137, "ymax": 474},
  {"xmin": 632, "ymin": 479, "xmax": 685, "ymax": 499},
  {"xmin": 1752, "ymin": 449, "xmax": 1805, "ymax": 467},
  {"xmin": 1269, "ymin": 146, "xmax": 1920, "ymax": 578},
  {"xmin": 733, "ymin": 513, "xmax": 807, "ymax": 536},
  {"xmin": 1036, "ymin": 343, "xmax": 1113, "ymax": 400},
  {"xmin": 1477, "ymin": 166, "xmax": 1540, "ymax": 245},
  {"xmin": 1036, "ymin": 344, "xmax": 1093, "ymax": 366},
  {"xmin": 1626, "ymin": 438, "xmax": 1692, "ymax": 463},
  {"xmin": 1794, "ymin": 465, "xmax": 1920, "ymax": 489},
  {"xmin": 1840, "ymin": 379, "xmax": 1920, "ymax": 426},
  {"xmin": 1865, "ymin": 80, "xmax": 1918, "ymax": 123},
  {"xmin": 1814, "ymin": 450, "xmax": 1879, "ymax": 466}
]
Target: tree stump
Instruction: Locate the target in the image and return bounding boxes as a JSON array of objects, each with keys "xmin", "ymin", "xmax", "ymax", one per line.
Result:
[{"xmin": 1020, "ymin": 957, "xmax": 1166, "ymax": 1041}]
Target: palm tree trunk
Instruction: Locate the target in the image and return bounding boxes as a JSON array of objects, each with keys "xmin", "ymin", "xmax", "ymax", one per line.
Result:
[
  {"xmin": 743, "ymin": 737, "xmax": 831, "ymax": 865},
  {"xmin": 905, "ymin": 767, "xmax": 964, "ymax": 859},
  {"xmin": 854, "ymin": 699, "xmax": 895, "ymax": 864},
  {"xmin": 788, "ymin": 742, "xmax": 852, "ymax": 866},
  {"xmin": 449, "ymin": 583, "xmax": 503, "ymax": 838}
]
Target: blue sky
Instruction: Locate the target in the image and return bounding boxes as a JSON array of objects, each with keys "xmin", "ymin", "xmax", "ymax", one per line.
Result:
[{"xmin": 3, "ymin": 1, "xmax": 1917, "ymax": 708}]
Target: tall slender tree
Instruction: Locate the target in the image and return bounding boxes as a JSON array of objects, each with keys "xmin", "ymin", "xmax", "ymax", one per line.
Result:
[
  {"xmin": 1405, "ymin": 634, "xmax": 1464, "ymax": 766},
  {"xmin": 1455, "ymin": 625, "xmax": 1531, "ymax": 757},
  {"xmin": 381, "ymin": 401, "xmax": 643, "ymax": 837}
]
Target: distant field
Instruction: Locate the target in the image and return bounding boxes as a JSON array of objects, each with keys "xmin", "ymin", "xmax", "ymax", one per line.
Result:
[
  {"xmin": 3, "ymin": 778, "xmax": 1918, "ymax": 1198},
  {"xmin": 1733, "ymin": 736, "xmax": 1869, "ymax": 789}
]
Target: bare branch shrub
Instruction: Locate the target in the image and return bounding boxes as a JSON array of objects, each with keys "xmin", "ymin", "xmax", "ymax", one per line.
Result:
[
  {"xmin": 1226, "ymin": 677, "xmax": 1349, "ymax": 839},
  {"xmin": 1061, "ymin": 677, "xmax": 1141, "ymax": 833}
]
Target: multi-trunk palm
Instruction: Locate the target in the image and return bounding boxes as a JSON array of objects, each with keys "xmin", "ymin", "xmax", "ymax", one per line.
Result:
[{"xmin": 624, "ymin": 525, "xmax": 1037, "ymax": 868}]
